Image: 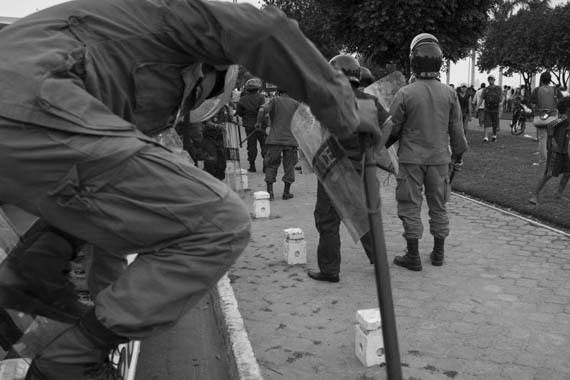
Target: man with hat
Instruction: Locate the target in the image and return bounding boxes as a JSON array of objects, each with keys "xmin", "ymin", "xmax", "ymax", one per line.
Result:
[{"xmin": 477, "ymin": 75, "xmax": 503, "ymax": 143}]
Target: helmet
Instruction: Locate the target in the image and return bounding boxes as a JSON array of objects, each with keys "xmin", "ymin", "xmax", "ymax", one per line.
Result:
[
  {"xmin": 359, "ymin": 67, "xmax": 375, "ymax": 88},
  {"xmin": 409, "ymin": 33, "xmax": 442, "ymax": 79},
  {"xmin": 329, "ymin": 55, "xmax": 360, "ymax": 85},
  {"xmin": 245, "ymin": 78, "xmax": 262, "ymax": 91}
]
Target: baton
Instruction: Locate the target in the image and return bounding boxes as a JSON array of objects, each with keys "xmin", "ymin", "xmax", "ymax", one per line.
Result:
[
  {"xmin": 240, "ymin": 128, "xmax": 259, "ymax": 146},
  {"xmin": 237, "ymin": 122, "xmax": 243, "ymax": 148},
  {"xmin": 361, "ymin": 134, "xmax": 403, "ymax": 380}
]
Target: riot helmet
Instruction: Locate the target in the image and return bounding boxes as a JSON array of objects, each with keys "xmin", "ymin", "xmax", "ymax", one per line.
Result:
[
  {"xmin": 359, "ymin": 67, "xmax": 375, "ymax": 88},
  {"xmin": 245, "ymin": 78, "xmax": 262, "ymax": 91},
  {"xmin": 409, "ymin": 33, "xmax": 442, "ymax": 79},
  {"xmin": 329, "ymin": 54, "xmax": 360, "ymax": 86}
]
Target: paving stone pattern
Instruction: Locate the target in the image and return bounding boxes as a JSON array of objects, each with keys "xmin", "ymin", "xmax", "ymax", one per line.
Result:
[{"xmin": 229, "ymin": 157, "xmax": 570, "ymax": 380}]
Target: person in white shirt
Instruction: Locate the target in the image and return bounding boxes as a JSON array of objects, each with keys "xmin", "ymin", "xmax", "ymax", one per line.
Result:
[{"xmin": 472, "ymin": 83, "xmax": 486, "ymax": 132}]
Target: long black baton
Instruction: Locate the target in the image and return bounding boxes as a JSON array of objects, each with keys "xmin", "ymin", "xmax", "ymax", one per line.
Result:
[
  {"xmin": 240, "ymin": 128, "xmax": 258, "ymax": 146},
  {"xmin": 361, "ymin": 135, "xmax": 402, "ymax": 380}
]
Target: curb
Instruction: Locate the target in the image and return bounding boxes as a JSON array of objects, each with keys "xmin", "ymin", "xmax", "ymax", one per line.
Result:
[
  {"xmin": 211, "ymin": 274, "xmax": 264, "ymax": 380},
  {"xmin": 452, "ymin": 191, "xmax": 570, "ymax": 238}
]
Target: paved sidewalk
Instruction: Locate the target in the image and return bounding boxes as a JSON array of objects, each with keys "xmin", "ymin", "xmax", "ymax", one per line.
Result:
[{"xmin": 229, "ymin": 157, "xmax": 570, "ymax": 380}]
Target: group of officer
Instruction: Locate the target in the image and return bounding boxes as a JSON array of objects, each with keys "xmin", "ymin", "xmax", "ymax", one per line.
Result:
[{"xmin": 307, "ymin": 34, "xmax": 467, "ymax": 282}]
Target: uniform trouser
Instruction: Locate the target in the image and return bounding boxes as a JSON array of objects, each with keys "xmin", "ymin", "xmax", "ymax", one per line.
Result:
[
  {"xmin": 245, "ymin": 126, "xmax": 266, "ymax": 164},
  {"xmin": 314, "ymin": 180, "xmax": 377, "ymax": 274},
  {"xmin": 0, "ymin": 119, "xmax": 251, "ymax": 340},
  {"xmin": 202, "ymin": 136, "xmax": 227, "ymax": 180},
  {"xmin": 263, "ymin": 145, "xmax": 298, "ymax": 184},
  {"xmin": 396, "ymin": 163, "xmax": 450, "ymax": 240}
]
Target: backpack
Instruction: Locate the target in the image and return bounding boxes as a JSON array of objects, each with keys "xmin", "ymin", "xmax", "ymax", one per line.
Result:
[{"xmin": 484, "ymin": 87, "xmax": 501, "ymax": 110}]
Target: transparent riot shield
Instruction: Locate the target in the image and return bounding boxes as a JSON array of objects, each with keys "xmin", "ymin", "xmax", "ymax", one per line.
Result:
[
  {"xmin": 223, "ymin": 121, "xmax": 245, "ymax": 192},
  {"xmin": 291, "ymin": 104, "xmax": 368, "ymax": 242},
  {"xmin": 364, "ymin": 71, "xmax": 407, "ymax": 176}
]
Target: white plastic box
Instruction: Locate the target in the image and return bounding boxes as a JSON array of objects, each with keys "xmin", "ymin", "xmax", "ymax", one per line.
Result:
[
  {"xmin": 355, "ymin": 308, "xmax": 385, "ymax": 367},
  {"xmin": 253, "ymin": 191, "xmax": 270, "ymax": 218},
  {"xmin": 283, "ymin": 228, "xmax": 306, "ymax": 265}
]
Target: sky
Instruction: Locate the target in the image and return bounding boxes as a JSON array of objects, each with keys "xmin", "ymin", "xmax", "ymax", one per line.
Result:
[{"xmin": 2, "ymin": 0, "xmax": 568, "ymax": 88}]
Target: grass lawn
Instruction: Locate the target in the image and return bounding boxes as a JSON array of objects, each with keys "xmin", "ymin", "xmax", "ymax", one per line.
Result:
[{"xmin": 451, "ymin": 128, "xmax": 570, "ymax": 233}]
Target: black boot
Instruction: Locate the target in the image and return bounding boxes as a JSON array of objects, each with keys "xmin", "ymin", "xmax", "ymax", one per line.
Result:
[
  {"xmin": 248, "ymin": 161, "xmax": 256, "ymax": 173},
  {"xmin": 393, "ymin": 238, "xmax": 422, "ymax": 271},
  {"xmin": 430, "ymin": 237, "xmax": 445, "ymax": 266},
  {"xmin": 282, "ymin": 182, "xmax": 294, "ymax": 200},
  {"xmin": 266, "ymin": 182, "xmax": 274, "ymax": 200},
  {"xmin": 0, "ymin": 220, "xmax": 88, "ymax": 323},
  {"xmin": 25, "ymin": 309, "xmax": 128, "ymax": 380}
]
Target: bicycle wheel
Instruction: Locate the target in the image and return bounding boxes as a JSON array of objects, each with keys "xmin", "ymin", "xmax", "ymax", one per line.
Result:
[{"xmin": 511, "ymin": 118, "xmax": 525, "ymax": 135}]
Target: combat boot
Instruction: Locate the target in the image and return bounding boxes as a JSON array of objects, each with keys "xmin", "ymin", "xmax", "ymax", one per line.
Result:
[
  {"xmin": 25, "ymin": 309, "xmax": 128, "ymax": 380},
  {"xmin": 430, "ymin": 237, "xmax": 445, "ymax": 266},
  {"xmin": 0, "ymin": 220, "xmax": 88, "ymax": 324},
  {"xmin": 266, "ymin": 182, "xmax": 274, "ymax": 200},
  {"xmin": 282, "ymin": 183, "xmax": 294, "ymax": 200},
  {"xmin": 393, "ymin": 238, "xmax": 422, "ymax": 271}
]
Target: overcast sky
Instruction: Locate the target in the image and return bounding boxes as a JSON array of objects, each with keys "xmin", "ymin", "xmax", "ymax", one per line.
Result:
[{"xmin": 2, "ymin": 0, "xmax": 261, "ymax": 17}]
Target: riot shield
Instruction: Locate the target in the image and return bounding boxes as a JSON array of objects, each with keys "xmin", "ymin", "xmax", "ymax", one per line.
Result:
[
  {"xmin": 291, "ymin": 104, "xmax": 368, "ymax": 242},
  {"xmin": 223, "ymin": 121, "xmax": 245, "ymax": 192},
  {"xmin": 364, "ymin": 71, "xmax": 407, "ymax": 175}
]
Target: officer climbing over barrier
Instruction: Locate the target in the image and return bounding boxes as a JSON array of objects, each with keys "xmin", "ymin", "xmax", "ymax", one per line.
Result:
[{"xmin": 0, "ymin": 0, "xmax": 384, "ymax": 378}]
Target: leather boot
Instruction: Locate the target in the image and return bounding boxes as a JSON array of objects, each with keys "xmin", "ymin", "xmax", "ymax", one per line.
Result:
[
  {"xmin": 393, "ymin": 238, "xmax": 422, "ymax": 271},
  {"xmin": 266, "ymin": 182, "xmax": 274, "ymax": 200},
  {"xmin": 26, "ymin": 309, "xmax": 128, "ymax": 380},
  {"xmin": 282, "ymin": 182, "xmax": 294, "ymax": 200},
  {"xmin": 0, "ymin": 220, "xmax": 88, "ymax": 323},
  {"xmin": 248, "ymin": 161, "xmax": 256, "ymax": 173},
  {"xmin": 430, "ymin": 237, "xmax": 445, "ymax": 266}
]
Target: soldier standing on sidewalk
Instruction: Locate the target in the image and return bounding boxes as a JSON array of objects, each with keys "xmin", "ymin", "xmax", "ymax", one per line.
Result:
[
  {"xmin": 389, "ymin": 33, "xmax": 467, "ymax": 271},
  {"xmin": 256, "ymin": 88, "xmax": 300, "ymax": 200},
  {"xmin": 307, "ymin": 55, "xmax": 393, "ymax": 283},
  {"xmin": 237, "ymin": 78, "xmax": 266, "ymax": 172}
]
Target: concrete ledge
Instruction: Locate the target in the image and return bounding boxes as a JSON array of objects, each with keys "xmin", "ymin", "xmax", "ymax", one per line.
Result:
[{"xmin": 212, "ymin": 274, "xmax": 263, "ymax": 380}]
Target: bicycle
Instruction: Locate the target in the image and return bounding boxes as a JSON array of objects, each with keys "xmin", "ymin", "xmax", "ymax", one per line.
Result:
[{"xmin": 510, "ymin": 103, "xmax": 532, "ymax": 135}]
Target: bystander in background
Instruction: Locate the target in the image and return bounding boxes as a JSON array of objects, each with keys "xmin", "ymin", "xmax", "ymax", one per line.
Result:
[
  {"xmin": 529, "ymin": 72, "xmax": 563, "ymax": 166},
  {"xmin": 457, "ymin": 83, "xmax": 471, "ymax": 135},
  {"xmin": 529, "ymin": 96, "xmax": 570, "ymax": 205}
]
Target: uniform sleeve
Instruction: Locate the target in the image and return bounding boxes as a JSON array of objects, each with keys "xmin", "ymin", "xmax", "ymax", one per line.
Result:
[
  {"xmin": 165, "ymin": 1, "xmax": 358, "ymax": 139},
  {"xmin": 449, "ymin": 92, "xmax": 467, "ymax": 155},
  {"xmin": 389, "ymin": 90, "xmax": 405, "ymax": 137}
]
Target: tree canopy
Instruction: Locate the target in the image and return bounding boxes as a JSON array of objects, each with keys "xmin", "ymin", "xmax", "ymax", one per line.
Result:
[
  {"xmin": 262, "ymin": 0, "xmax": 498, "ymax": 76},
  {"xmin": 478, "ymin": 0, "xmax": 570, "ymax": 89}
]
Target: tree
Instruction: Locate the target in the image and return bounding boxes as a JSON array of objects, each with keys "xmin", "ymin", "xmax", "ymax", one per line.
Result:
[
  {"xmin": 263, "ymin": 0, "xmax": 498, "ymax": 75},
  {"xmin": 263, "ymin": 0, "xmax": 342, "ymax": 59},
  {"xmin": 544, "ymin": 3, "xmax": 570, "ymax": 88},
  {"xmin": 478, "ymin": 0, "xmax": 570, "ymax": 89}
]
